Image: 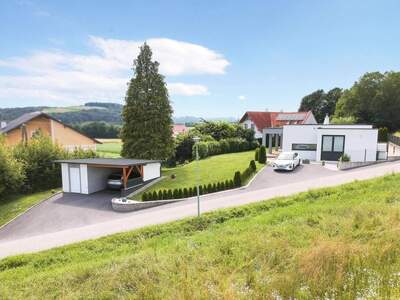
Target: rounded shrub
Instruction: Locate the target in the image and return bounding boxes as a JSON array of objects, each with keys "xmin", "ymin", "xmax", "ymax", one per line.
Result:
[
  {"xmin": 229, "ymin": 180, "xmax": 235, "ymax": 188},
  {"xmin": 173, "ymin": 189, "xmax": 179, "ymax": 199},
  {"xmin": 255, "ymin": 148, "xmax": 259, "ymax": 161},
  {"xmin": 188, "ymin": 187, "xmax": 193, "ymax": 197},
  {"xmin": 217, "ymin": 182, "xmax": 221, "ymax": 191},
  {"xmin": 212, "ymin": 183, "xmax": 217, "ymax": 193},
  {"xmin": 207, "ymin": 183, "xmax": 212, "ymax": 193},
  {"xmin": 258, "ymin": 146, "xmax": 267, "ymax": 164},
  {"xmin": 178, "ymin": 188, "xmax": 183, "ymax": 198},
  {"xmin": 158, "ymin": 190, "xmax": 163, "ymax": 200},
  {"xmin": 163, "ymin": 190, "xmax": 168, "ymax": 200},
  {"xmin": 167, "ymin": 189, "xmax": 173, "ymax": 199},
  {"xmin": 249, "ymin": 160, "xmax": 257, "ymax": 172},
  {"xmin": 183, "ymin": 188, "xmax": 189, "ymax": 198},
  {"xmin": 233, "ymin": 171, "xmax": 242, "ymax": 187},
  {"xmin": 142, "ymin": 192, "xmax": 148, "ymax": 201},
  {"xmin": 152, "ymin": 191, "xmax": 158, "ymax": 200},
  {"xmin": 199, "ymin": 185, "xmax": 203, "ymax": 195},
  {"xmin": 220, "ymin": 181, "xmax": 225, "ymax": 190}
]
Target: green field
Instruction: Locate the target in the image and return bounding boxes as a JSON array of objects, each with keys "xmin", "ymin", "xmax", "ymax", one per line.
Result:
[
  {"xmin": 1, "ymin": 174, "xmax": 400, "ymax": 298},
  {"xmin": 132, "ymin": 151, "xmax": 262, "ymax": 199},
  {"xmin": 96, "ymin": 139, "xmax": 122, "ymax": 158},
  {"xmin": 0, "ymin": 190, "xmax": 58, "ymax": 227}
]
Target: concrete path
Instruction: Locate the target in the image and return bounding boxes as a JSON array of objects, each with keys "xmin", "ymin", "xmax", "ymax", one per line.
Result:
[{"xmin": 0, "ymin": 161, "xmax": 399, "ymax": 259}]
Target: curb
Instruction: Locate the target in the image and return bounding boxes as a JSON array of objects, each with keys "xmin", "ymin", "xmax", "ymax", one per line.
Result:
[{"xmin": 0, "ymin": 191, "xmax": 62, "ymax": 231}]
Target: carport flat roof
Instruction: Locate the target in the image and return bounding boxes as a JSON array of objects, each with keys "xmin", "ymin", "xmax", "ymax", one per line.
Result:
[{"xmin": 55, "ymin": 158, "xmax": 162, "ymax": 166}]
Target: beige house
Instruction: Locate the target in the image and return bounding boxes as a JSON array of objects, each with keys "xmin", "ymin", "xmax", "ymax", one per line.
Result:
[{"xmin": 0, "ymin": 111, "xmax": 100, "ymax": 150}]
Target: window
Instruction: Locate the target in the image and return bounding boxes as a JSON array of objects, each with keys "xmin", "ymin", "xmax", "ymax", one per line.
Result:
[
  {"xmin": 292, "ymin": 143, "xmax": 317, "ymax": 151},
  {"xmin": 251, "ymin": 124, "xmax": 255, "ymax": 130},
  {"xmin": 333, "ymin": 136, "xmax": 344, "ymax": 152},
  {"xmin": 322, "ymin": 136, "xmax": 333, "ymax": 152},
  {"xmin": 244, "ymin": 124, "xmax": 248, "ymax": 129}
]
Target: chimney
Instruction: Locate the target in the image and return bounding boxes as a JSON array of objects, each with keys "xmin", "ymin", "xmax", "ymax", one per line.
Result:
[
  {"xmin": 0, "ymin": 121, "xmax": 6, "ymax": 129},
  {"xmin": 323, "ymin": 114, "xmax": 330, "ymax": 125}
]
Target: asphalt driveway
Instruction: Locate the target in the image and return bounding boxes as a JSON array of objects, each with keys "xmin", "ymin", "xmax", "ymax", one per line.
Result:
[{"xmin": 0, "ymin": 161, "xmax": 400, "ymax": 258}]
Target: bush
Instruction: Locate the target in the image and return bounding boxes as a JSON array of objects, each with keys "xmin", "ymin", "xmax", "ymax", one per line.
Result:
[
  {"xmin": 199, "ymin": 185, "xmax": 203, "ymax": 195},
  {"xmin": 258, "ymin": 146, "xmax": 266, "ymax": 164},
  {"xmin": 234, "ymin": 171, "xmax": 242, "ymax": 187},
  {"xmin": 255, "ymin": 148, "xmax": 259, "ymax": 161},
  {"xmin": 178, "ymin": 189, "xmax": 183, "ymax": 198},
  {"xmin": 207, "ymin": 183, "xmax": 212, "ymax": 193},
  {"xmin": 142, "ymin": 192, "xmax": 148, "ymax": 201},
  {"xmin": 378, "ymin": 127, "xmax": 389, "ymax": 142},
  {"xmin": 339, "ymin": 154, "xmax": 351, "ymax": 162},
  {"xmin": 158, "ymin": 190, "xmax": 163, "ymax": 200},
  {"xmin": 152, "ymin": 191, "xmax": 158, "ymax": 200},
  {"xmin": 221, "ymin": 181, "xmax": 225, "ymax": 190},
  {"xmin": 212, "ymin": 183, "xmax": 217, "ymax": 193},
  {"xmin": 0, "ymin": 138, "xmax": 25, "ymax": 198},
  {"xmin": 167, "ymin": 189, "xmax": 173, "ymax": 199},
  {"xmin": 173, "ymin": 189, "xmax": 179, "ymax": 199},
  {"xmin": 249, "ymin": 160, "xmax": 257, "ymax": 172},
  {"xmin": 183, "ymin": 188, "xmax": 189, "ymax": 198},
  {"xmin": 163, "ymin": 190, "xmax": 168, "ymax": 200}
]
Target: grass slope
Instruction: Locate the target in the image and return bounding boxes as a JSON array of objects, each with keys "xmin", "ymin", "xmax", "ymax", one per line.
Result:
[
  {"xmin": 0, "ymin": 190, "xmax": 58, "ymax": 227},
  {"xmin": 96, "ymin": 139, "xmax": 122, "ymax": 158},
  {"xmin": 1, "ymin": 174, "xmax": 400, "ymax": 298},
  {"xmin": 132, "ymin": 151, "xmax": 262, "ymax": 199}
]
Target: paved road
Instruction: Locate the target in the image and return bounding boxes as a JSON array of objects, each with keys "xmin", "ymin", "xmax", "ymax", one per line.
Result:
[
  {"xmin": 0, "ymin": 161, "xmax": 399, "ymax": 259},
  {"xmin": 0, "ymin": 164, "xmax": 337, "ymax": 241}
]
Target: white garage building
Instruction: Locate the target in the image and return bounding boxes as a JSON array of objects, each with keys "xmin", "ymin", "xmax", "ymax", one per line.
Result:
[
  {"xmin": 282, "ymin": 124, "xmax": 379, "ymax": 162},
  {"xmin": 56, "ymin": 158, "xmax": 161, "ymax": 195}
]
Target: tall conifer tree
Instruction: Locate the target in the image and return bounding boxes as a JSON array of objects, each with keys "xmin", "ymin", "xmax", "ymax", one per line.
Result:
[{"xmin": 121, "ymin": 43, "xmax": 174, "ymax": 159}]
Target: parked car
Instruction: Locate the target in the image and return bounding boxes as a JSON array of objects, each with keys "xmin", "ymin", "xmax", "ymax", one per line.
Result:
[
  {"xmin": 107, "ymin": 172, "xmax": 142, "ymax": 190},
  {"xmin": 272, "ymin": 151, "xmax": 301, "ymax": 171}
]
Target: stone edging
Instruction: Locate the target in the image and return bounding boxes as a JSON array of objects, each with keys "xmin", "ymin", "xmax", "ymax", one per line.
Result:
[{"xmin": 0, "ymin": 191, "xmax": 62, "ymax": 231}]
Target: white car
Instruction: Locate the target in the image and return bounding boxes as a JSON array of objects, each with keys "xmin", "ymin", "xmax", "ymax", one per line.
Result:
[{"xmin": 272, "ymin": 151, "xmax": 301, "ymax": 171}]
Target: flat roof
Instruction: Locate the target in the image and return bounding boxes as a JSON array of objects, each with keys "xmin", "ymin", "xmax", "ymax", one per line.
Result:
[{"xmin": 55, "ymin": 158, "xmax": 162, "ymax": 166}]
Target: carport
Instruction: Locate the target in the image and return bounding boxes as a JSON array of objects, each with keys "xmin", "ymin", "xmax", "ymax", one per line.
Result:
[{"xmin": 56, "ymin": 158, "xmax": 161, "ymax": 195}]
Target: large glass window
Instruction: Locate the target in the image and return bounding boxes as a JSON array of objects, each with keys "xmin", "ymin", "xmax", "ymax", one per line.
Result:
[
  {"xmin": 292, "ymin": 143, "xmax": 317, "ymax": 151},
  {"xmin": 322, "ymin": 136, "xmax": 333, "ymax": 152},
  {"xmin": 333, "ymin": 136, "xmax": 344, "ymax": 152}
]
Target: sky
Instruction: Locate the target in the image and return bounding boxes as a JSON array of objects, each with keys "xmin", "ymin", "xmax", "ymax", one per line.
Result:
[{"xmin": 0, "ymin": 0, "xmax": 399, "ymax": 118}]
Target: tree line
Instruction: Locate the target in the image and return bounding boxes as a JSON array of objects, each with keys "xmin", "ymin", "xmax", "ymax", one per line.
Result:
[{"xmin": 299, "ymin": 71, "xmax": 400, "ymax": 132}]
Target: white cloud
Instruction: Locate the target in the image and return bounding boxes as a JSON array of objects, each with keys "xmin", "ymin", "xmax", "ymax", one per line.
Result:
[
  {"xmin": 168, "ymin": 83, "xmax": 209, "ymax": 96},
  {"xmin": 0, "ymin": 36, "xmax": 229, "ymax": 105},
  {"xmin": 238, "ymin": 95, "xmax": 247, "ymax": 100}
]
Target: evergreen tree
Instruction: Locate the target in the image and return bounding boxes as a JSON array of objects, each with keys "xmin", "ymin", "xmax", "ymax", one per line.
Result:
[{"xmin": 121, "ymin": 43, "xmax": 174, "ymax": 159}]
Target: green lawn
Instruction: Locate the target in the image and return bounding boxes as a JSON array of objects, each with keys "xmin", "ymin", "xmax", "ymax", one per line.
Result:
[
  {"xmin": 1, "ymin": 174, "xmax": 400, "ymax": 298},
  {"xmin": 132, "ymin": 151, "xmax": 262, "ymax": 199},
  {"xmin": 96, "ymin": 139, "xmax": 122, "ymax": 158},
  {"xmin": 0, "ymin": 190, "xmax": 58, "ymax": 227}
]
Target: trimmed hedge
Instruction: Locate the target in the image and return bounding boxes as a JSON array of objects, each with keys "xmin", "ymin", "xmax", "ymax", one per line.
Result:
[
  {"xmin": 192, "ymin": 138, "xmax": 258, "ymax": 160},
  {"xmin": 142, "ymin": 160, "xmax": 259, "ymax": 201}
]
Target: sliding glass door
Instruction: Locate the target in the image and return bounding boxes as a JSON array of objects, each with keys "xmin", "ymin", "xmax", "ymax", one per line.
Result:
[{"xmin": 321, "ymin": 135, "xmax": 345, "ymax": 161}]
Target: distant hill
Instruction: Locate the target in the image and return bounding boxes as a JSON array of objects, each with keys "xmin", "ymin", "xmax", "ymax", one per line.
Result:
[{"xmin": 0, "ymin": 102, "xmax": 237, "ymax": 125}]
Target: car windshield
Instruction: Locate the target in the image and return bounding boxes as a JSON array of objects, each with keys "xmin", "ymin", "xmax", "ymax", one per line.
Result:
[
  {"xmin": 278, "ymin": 153, "xmax": 294, "ymax": 160},
  {"xmin": 109, "ymin": 174, "xmax": 122, "ymax": 180}
]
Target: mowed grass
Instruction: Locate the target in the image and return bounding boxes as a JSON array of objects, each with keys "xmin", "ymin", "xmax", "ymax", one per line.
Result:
[
  {"xmin": 2, "ymin": 174, "xmax": 400, "ymax": 298},
  {"xmin": 132, "ymin": 151, "xmax": 262, "ymax": 199},
  {"xmin": 0, "ymin": 190, "xmax": 58, "ymax": 227},
  {"xmin": 96, "ymin": 139, "xmax": 122, "ymax": 158}
]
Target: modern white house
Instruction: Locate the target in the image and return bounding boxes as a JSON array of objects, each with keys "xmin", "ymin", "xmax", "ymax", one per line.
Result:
[
  {"xmin": 282, "ymin": 124, "xmax": 379, "ymax": 162},
  {"xmin": 56, "ymin": 158, "xmax": 161, "ymax": 195},
  {"xmin": 239, "ymin": 111, "xmax": 317, "ymax": 154}
]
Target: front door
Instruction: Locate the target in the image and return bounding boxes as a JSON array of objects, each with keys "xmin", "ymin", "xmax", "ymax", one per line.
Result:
[
  {"xmin": 321, "ymin": 135, "xmax": 345, "ymax": 161},
  {"xmin": 69, "ymin": 165, "xmax": 81, "ymax": 193}
]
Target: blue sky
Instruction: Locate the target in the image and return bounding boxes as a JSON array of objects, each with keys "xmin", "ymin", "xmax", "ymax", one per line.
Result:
[{"xmin": 0, "ymin": 0, "xmax": 399, "ymax": 118}]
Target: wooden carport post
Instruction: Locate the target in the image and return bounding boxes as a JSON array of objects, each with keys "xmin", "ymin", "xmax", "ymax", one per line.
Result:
[{"xmin": 122, "ymin": 166, "xmax": 134, "ymax": 189}]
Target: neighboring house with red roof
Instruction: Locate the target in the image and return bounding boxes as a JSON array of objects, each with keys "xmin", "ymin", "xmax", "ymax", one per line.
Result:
[
  {"xmin": 172, "ymin": 124, "xmax": 189, "ymax": 137},
  {"xmin": 239, "ymin": 110, "xmax": 317, "ymax": 152}
]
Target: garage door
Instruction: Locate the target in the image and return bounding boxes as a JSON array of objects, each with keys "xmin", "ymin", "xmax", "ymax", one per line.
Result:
[{"xmin": 69, "ymin": 165, "xmax": 81, "ymax": 193}]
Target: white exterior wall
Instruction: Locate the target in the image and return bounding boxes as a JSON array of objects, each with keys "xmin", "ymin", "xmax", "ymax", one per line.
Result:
[
  {"xmin": 316, "ymin": 128, "xmax": 378, "ymax": 162},
  {"xmin": 241, "ymin": 119, "xmax": 262, "ymax": 138},
  {"xmin": 143, "ymin": 163, "xmax": 161, "ymax": 181},
  {"xmin": 282, "ymin": 125, "xmax": 318, "ymax": 160},
  {"xmin": 61, "ymin": 163, "xmax": 70, "ymax": 193},
  {"xmin": 388, "ymin": 142, "xmax": 400, "ymax": 157},
  {"xmin": 80, "ymin": 164, "xmax": 89, "ymax": 194},
  {"xmin": 87, "ymin": 166, "xmax": 115, "ymax": 194}
]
